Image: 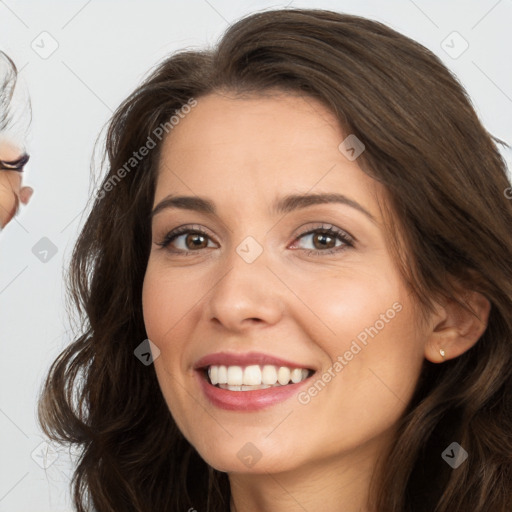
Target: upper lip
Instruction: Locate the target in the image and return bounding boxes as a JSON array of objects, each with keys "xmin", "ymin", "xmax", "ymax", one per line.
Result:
[{"xmin": 194, "ymin": 351, "xmax": 315, "ymax": 371}]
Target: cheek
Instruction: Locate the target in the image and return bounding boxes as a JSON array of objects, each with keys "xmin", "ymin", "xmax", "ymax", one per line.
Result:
[
  {"xmin": 141, "ymin": 261, "xmax": 206, "ymax": 355},
  {"xmin": 142, "ymin": 266, "xmax": 169, "ymax": 333},
  {"xmin": 320, "ymin": 299, "xmax": 423, "ymax": 433},
  {"xmin": 288, "ymin": 261, "xmax": 404, "ymax": 345},
  {"xmin": 141, "ymin": 265, "xmax": 197, "ymax": 430},
  {"xmin": 292, "ymin": 265, "xmax": 424, "ymax": 410}
]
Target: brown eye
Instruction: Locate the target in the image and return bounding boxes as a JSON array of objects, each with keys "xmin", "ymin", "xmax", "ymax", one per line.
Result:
[
  {"xmin": 184, "ymin": 232, "xmax": 208, "ymax": 250},
  {"xmin": 157, "ymin": 226, "xmax": 217, "ymax": 254},
  {"xmin": 290, "ymin": 225, "xmax": 355, "ymax": 256},
  {"xmin": 311, "ymin": 232, "xmax": 337, "ymax": 250}
]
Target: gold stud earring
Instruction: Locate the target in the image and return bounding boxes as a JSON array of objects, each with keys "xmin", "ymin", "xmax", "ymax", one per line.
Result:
[{"xmin": 440, "ymin": 348, "xmax": 446, "ymax": 361}]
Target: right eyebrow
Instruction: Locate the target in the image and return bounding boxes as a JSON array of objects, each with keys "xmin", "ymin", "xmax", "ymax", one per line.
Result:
[{"xmin": 150, "ymin": 195, "xmax": 216, "ymax": 218}]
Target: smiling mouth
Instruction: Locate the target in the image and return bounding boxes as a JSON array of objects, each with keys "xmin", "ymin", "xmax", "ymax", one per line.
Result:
[{"xmin": 200, "ymin": 364, "xmax": 315, "ymax": 391}]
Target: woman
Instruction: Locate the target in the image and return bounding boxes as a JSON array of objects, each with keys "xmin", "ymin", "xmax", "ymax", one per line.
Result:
[
  {"xmin": 0, "ymin": 50, "xmax": 33, "ymax": 230},
  {"xmin": 38, "ymin": 8, "xmax": 512, "ymax": 512}
]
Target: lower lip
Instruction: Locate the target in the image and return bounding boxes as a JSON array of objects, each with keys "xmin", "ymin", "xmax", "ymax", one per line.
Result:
[{"xmin": 195, "ymin": 370, "xmax": 314, "ymax": 411}]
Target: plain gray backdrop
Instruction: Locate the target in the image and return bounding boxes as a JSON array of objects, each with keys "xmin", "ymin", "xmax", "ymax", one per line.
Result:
[{"xmin": 1, "ymin": 0, "xmax": 511, "ymax": 510}]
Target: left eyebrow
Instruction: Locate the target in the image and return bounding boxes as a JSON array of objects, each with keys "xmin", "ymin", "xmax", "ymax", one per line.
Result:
[
  {"xmin": 272, "ymin": 192, "xmax": 377, "ymax": 223},
  {"xmin": 151, "ymin": 192, "xmax": 377, "ymax": 224},
  {"xmin": 0, "ymin": 153, "xmax": 30, "ymax": 172}
]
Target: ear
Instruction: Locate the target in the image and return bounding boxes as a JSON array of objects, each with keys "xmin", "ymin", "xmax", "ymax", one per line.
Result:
[{"xmin": 424, "ymin": 290, "xmax": 491, "ymax": 363}]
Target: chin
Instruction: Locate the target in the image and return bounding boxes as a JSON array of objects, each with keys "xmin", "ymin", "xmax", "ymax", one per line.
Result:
[{"xmin": 192, "ymin": 436, "xmax": 301, "ymax": 475}]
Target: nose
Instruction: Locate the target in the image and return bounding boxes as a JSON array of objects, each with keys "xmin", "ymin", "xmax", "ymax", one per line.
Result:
[{"xmin": 204, "ymin": 242, "xmax": 286, "ymax": 332}]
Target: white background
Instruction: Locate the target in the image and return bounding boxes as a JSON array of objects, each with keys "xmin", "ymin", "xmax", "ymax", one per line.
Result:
[{"xmin": 0, "ymin": 0, "xmax": 511, "ymax": 510}]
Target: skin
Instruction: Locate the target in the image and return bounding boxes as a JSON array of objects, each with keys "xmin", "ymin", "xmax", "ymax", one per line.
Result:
[
  {"xmin": 0, "ymin": 138, "xmax": 33, "ymax": 229},
  {"xmin": 142, "ymin": 91, "xmax": 490, "ymax": 512}
]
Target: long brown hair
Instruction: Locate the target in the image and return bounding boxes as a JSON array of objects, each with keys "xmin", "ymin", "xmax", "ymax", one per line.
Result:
[{"xmin": 37, "ymin": 8, "xmax": 512, "ymax": 511}]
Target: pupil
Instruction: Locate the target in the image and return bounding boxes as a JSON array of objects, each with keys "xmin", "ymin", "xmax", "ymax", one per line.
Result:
[
  {"xmin": 315, "ymin": 233, "xmax": 334, "ymax": 249},
  {"xmin": 188, "ymin": 233, "xmax": 207, "ymax": 249}
]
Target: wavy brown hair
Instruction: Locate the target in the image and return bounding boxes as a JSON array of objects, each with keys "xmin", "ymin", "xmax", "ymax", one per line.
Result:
[{"xmin": 37, "ymin": 8, "xmax": 512, "ymax": 512}]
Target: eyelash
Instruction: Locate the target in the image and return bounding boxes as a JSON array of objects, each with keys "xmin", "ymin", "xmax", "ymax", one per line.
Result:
[{"xmin": 155, "ymin": 223, "xmax": 355, "ymax": 256}]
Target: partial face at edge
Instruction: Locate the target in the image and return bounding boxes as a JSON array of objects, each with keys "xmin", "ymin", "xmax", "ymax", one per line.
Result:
[
  {"xmin": 142, "ymin": 91, "xmax": 432, "ymax": 474},
  {"xmin": 0, "ymin": 137, "xmax": 27, "ymax": 228}
]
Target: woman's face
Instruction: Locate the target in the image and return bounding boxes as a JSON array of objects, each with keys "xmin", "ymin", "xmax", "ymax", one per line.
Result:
[
  {"xmin": 0, "ymin": 137, "xmax": 30, "ymax": 229},
  {"xmin": 142, "ymin": 92, "xmax": 433, "ymax": 474}
]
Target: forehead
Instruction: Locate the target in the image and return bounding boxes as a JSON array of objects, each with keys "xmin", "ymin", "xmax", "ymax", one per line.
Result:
[
  {"xmin": 155, "ymin": 92, "xmax": 381, "ymax": 211},
  {"xmin": 160, "ymin": 91, "xmax": 342, "ymax": 163}
]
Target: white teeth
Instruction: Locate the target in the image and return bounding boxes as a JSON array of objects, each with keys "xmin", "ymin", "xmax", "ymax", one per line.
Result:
[
  {"xmin": 209, "ymin": 365, "xmax": 218, "ymax": 385},
  {"xmin": 218, "ymin": 384, "xmax": 272, "ymax": 391},
  {"xmin": 218, "ymin": 365, "xmax": 227, "ymax": 384},
  {"xmin": 206, "ymin": 364, "xmax": 311, "ymax": 388},
  {"xmin": 262, "ymin": 365, "xmax": 278, "ymax": 385},
  {"xmin": 227, "ymin": 366, "xmax": 243, "ymax": 385},
  {"xmin": 277, "ymin": 366, "xmax": 291, "ymax": 385},
  {"xmin": 290, "ymin": 368, "xmax": 303, "ymax": 383},
  {"xmin": 243, "ymin": 365, "xmax": 262, "ymax": 385}
]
